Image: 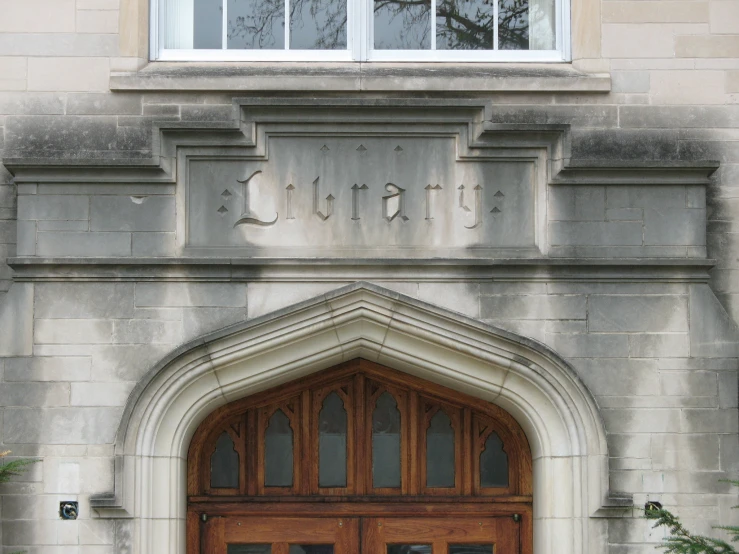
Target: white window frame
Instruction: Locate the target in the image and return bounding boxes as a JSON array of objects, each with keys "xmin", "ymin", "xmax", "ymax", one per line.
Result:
[{"xmin": 151, "ymin": 0, "xmax": 570, "ymax": 62}]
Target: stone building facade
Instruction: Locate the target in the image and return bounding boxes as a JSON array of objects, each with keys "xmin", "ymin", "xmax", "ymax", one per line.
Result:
[{"xmin": 0, "ymin": 0, "xmax": 738, "ymax": 552}]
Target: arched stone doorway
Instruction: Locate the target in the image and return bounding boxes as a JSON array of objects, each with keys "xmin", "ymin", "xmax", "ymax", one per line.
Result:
[{"xmin": 91, "ymin": 282, "xmax": 613, "ymax": 554}]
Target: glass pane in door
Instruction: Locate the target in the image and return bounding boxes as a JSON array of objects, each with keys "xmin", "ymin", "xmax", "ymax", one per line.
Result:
[
  {"xmin": 318, "ymin": 392, "xmax": 348, "ymax": 487},
  {"xmin": 426, "ymin": 410, "xmax": 455, "ymax": 487},
  {"xmin": 373, "ymin": 392, "xmax": 401, "ymax": 488},
  {"xmin": 265, "ymin": 409, "xmax": 294, "ymax": 486},
  {"xmin": 387, "ymin": 546, "xmax": 432, "ymax": 554}
]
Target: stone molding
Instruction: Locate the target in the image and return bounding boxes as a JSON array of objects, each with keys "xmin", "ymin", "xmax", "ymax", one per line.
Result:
[
  {"xmin": 108, "ymin": 62, "xmax": 613, "ymax": 93},
  {"xmin": 91, "ymin": 281, "xmax": 620, "ymax": 554},
  {"xmin": 4, "ymin": 98, "xmax": 718, "ymax": 186},
  {"xmin": 7, "ymin": 256, "xmax": 716, "ymax": 281}
]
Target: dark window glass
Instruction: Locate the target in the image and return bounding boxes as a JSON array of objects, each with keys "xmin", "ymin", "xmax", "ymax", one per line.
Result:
[
  {"xmin": 290, "ymin": 0, "xmax": 347, "ymax": 49},
  {"xmin": 388, "ymin": 546, "xmax": 432, "ymax": 554},
  {"xmin": 372, "ymin": 392, "xmax": 401, "ymax": 488},
  {"xmin": 480, "ymin": 432, "xmax": 509, "ymax": 488},
  {"xmin": 374, "ymin": 0, "xmax": 431, "ymax": 49},
  {"xmin": 194, "ymin": 0, "xmax": 224, "ymax": 48},
  {"xmin": 228, "ymin": 546, "xmax": 272, "ymax": 554},
  {"xmin": 265, "ymin": 409, "xmax": 293, "ymax": 486},
  {"xmin": 498, "ymin": 0, "xmax": 529, "ymax": 49},
  {"xmin": 426, "ymin": 410, "xmax": 455, "ymax": 488},
  {"xmin": 227, "ymin": 0, "xmax": 285, "ymax": 49},
  {"xmin": 210, "ymin": 432, "xmax": 239, "ymax": 488},
  {"xmin": 436, "ymin": 0, "xmax": 494, "ymax": 50},
  {"xmin": 449, "ymin": 545, "xmax": 494, "ymax": 554},
  {"xmin": 318, "ymin": 392, "xmax": 348, "ymax": 488},
  {"xmin": 289, "ymin": 546, "xmax": 334, "ymax": 554}
]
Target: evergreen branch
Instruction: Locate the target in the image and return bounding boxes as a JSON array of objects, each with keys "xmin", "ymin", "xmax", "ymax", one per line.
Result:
[
  {"xmin": 646, "ymin": 481, "xmax": 739, "ymax": 554},
  {"xmin": 0, "ymin": 452, "xmax": 39, "ymax": 484}
]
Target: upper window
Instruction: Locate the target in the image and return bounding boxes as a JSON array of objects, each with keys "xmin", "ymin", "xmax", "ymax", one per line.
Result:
[{"xmin": 153, "ymin": 0, "xmax": 568, "ymax": 61}]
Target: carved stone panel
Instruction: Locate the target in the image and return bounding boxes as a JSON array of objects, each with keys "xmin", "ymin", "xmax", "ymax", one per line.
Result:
[{"xmin": 186, "ymin": 135, "xmax": 536, "ymax": 257}]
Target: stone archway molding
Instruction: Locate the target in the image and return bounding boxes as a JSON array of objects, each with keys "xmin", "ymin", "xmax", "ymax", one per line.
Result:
[{"xmin": 91, "ymin": 281, "xmax": 623, "ymax": 554}]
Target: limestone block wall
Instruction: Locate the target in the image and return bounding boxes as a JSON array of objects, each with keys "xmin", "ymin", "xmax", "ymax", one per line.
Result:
[
  {"xmin": 0, "ymin": 0, "xmax": 738, "ymax": 551},
  {"xmin": 0, "ymin": 280, "xmax": 736, "ymax": 552}
]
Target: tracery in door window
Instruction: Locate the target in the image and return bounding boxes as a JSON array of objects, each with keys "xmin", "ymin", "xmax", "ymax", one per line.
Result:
[
  {"xmin": 188, "ymin": 359, "xmax": 532, "ymax": 499},
  {"xmin": 155, "ymin": 0, "xmax": 566, "ymax": 61}
]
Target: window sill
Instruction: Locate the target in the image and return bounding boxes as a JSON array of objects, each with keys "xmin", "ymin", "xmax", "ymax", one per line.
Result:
[{"xmin": 109, "ymin": 62, "xmax": 611, "ymax": 92}]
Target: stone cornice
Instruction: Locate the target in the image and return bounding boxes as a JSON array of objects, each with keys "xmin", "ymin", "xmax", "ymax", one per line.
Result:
[
  {"xmin": 2, "ymin": 98, "xmax": 719, "ymax": 187},
  {"xmin": 8, "ymin": 257, "xmax": 714, "ymax": 282}
]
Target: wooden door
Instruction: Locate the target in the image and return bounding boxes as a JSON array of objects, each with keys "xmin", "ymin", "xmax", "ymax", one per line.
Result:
[
  {"xmin": 202, "ymin": 516, "xmax": 359, "ymax": 554},
  {"xmin": 189, "ymin": 360, "xmax": 533, "ymax": 554},
  {"xmin": 362, "ymin": 517, "xmax": 519, "ymax": 554}
]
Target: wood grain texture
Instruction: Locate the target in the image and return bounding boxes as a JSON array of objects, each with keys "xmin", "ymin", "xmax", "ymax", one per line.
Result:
[{"xmin": 187, "ymin": 358, "xmax": 533, "ymax": 554}]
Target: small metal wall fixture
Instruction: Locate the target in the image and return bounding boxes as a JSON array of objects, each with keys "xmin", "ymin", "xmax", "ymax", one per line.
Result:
[
  {"xmin": 59, "ymin": 501, "xmax": 79, "ymax": 520},
  {"xmin": 645, "ymin": 501, "xmax": 663, "ymax": 512}
]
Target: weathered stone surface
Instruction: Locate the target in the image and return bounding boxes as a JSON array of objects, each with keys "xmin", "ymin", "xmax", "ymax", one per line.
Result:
[
  {"xmin": 0, "ymin": 283, "xmax": 33, "ymax": 356},
  {"xmin": 571, "ymin": 358, "xmax": 659, "ymax": 396},
  {"xmin": 4, "ymin": 356, "xmax": 92, "ymax": 382},
  {"xmin": 3, "ymin": 407, "xmax": 122, "ymax": 443},
  {"xmin": 0, "ymin": 382, "xmax": 70, "ymax": 406},
  {"xmin": 643, "ymin": 208, "xmax": 706, "ymax": 246},
  {"xmin": 549, "ymin": 221, "xmax": 643, "ymax": 246},
  {"xmin": 629, "ymin": 333, "xmax": 690, "ymax": 358},
  {"xmin": 481, "ymin": 294, "xmax": 586, "ymax": 320},
  {"xmin": 35, "ymin": 283, "xmax": 135, "ymax": 319},
  {"xmin": 0, "ymin": 92, "xmax": 64, "ymax": 115},
  {"xmin": 247, "ymin": 282, "xmax": 349, "ymax": 318},
  {"xmin": 135, "ymin": 283, "xmax": 247, "ymax": 308},
  {"xmin": 589, "ymin": 295, "xmax": 689, "ymax": 332},
  {"xmin": 659, "ymin": 371, "xmax": 718, "ymax": 397},
  {"xmin": 182, "ymin": 307, "xmax": 248, "ymax": 340},
  {"xmin": 70, "ymin": 382, "xmax": 134, "ymax": 406},
  {"xmin": 689, "ymin": 284, "xmax": 739, "ymax": 357},
  {"xmin": 35, "ymin": 319, "xmax": 114, "ymax": 344},
  {"xmin": 546, "ymin": 333, "xmax": 630, "ymax": 358},
  {"xmin": 606, "ymin": 186, "xmax": 688, "ymax": 209},
  {"xmin": 418, "ymin": 283, "xmax": 479, "ymax": 318},
  {"xmin": 66, "ymin": 93, "xmax": 143, "ymax": 115},
  {"xmin": 90, "ymin": 344, "xmax": 173, "ymax": 381},
  {"xmin": 570, "ymin": 129, "xmax": 680, "ymax": 160},
  {"xmin": 718, "ymin": 371, "xmax": 738, "ymax": 409},
  {"xmin": 112, "ymin": 319, "xmax": 183, "ymax": 344},
  {"xmin": 36, "ymin": 232, "xmax": 132, "ymax": 256},
  {"xmin": 681, "ymin": 409, "xmax": 739, "ymax": 433},
  {"xmin": 180, "ymin": 104, "xmax": 234, "ymax": 122},
  {"xmin": 549, "ymin": 186, "xmax": 606, "ymax": 221},
  {"xmin": 90, "ymin": 196, "xmax": 175, "ymax": 232},
  {"xmin": 0, "ymin": 33, "xmax": 119, "ymax": 57},
  {"xmin": 5, "ymin": 116, "xmax": 118, "ymax": 156},
  {"xmin": 132, "ymin": 232, "xmax": 176, "ymax": 256}
]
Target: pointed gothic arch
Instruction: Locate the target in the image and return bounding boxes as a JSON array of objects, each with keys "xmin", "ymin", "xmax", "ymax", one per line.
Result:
[{"xmin": 91, "ymin": 282, "xmax": 617, "ymax": 554}]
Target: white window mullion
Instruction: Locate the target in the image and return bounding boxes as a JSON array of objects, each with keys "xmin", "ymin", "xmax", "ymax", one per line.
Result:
[
  {"xmin": 430, "ymin": 0, "xmax": 436, "ymax": 50},
  {"xmin": 222, "ymin": 0, "xmax": 227, "ymax": 49},
  {"xmin": 363, "ymin": 0, "xmax": 371, "ymax": 61},
  {"xmin": 493, "ymin": 0, "xmax": 499, "ymax": 49},
  {"xmin": 285, "ymin": 0, "xmax": 290, "ymax": 49}
]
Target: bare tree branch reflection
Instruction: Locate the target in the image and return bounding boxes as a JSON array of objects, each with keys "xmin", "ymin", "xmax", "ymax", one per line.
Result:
[{"xmin": 226, "ymin": 0, "xmax": 529, "ymax": 50}]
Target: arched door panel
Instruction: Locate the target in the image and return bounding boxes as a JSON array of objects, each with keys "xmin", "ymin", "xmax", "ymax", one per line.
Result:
[{"xmin": 188, "ymin": 359, "xmax": 533, "ymax": 554}]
